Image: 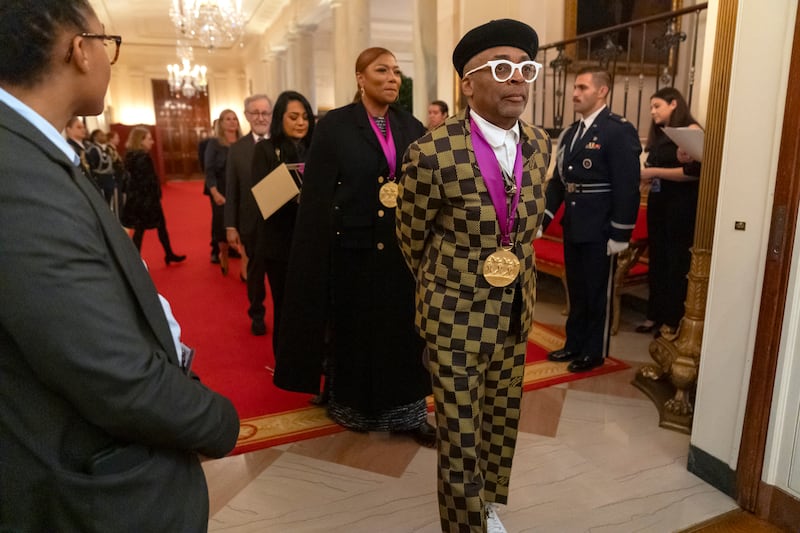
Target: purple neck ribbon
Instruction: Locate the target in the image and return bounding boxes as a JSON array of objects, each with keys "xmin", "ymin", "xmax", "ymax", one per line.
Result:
[
  {"xmin": 470, "ymin": 117, "xmax": 523, "ymax": 247},
  {"xmin": 367, "ymin": 111, "xmax": 397, "ymax": 180}
]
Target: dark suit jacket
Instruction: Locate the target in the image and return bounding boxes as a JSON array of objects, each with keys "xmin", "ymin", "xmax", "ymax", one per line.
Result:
[
  {"xmin": 397, "ymin": 109, "xmax": 551, "ymax": 353},
  {"xmin": 544, "ymin": 107, "xmax": 641, "ymax": 243},
  {"xmin": 0, "ymin": 102, "xmax": 240, "ymax": 532},
  {"xmin": 224, "ymin": 134, "xmax": 260, "ymax": 243}
]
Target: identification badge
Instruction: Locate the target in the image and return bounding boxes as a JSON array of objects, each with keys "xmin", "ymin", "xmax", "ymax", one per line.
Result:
[
  {"xmin": 483, "ymin": 248, "xmax": 520, "ymax": 287},
  {"xmin": 379, "ymin": 181, "xmax": 398, "ymax": 208}
]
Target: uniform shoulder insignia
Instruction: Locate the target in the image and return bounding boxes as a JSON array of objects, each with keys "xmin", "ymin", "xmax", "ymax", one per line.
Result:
[{"xmin": 608, "ymin": 113, "xmax": 628, "ymax": 123}]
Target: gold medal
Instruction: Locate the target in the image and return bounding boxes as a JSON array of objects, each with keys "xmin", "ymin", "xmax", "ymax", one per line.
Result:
[
  {"xmin": 379, "ymin": 181, "xmax": 398, "ymax": 208},
  {"xmin": 483, "ymin": 248, "xmax": 520, "ymax": 287}
]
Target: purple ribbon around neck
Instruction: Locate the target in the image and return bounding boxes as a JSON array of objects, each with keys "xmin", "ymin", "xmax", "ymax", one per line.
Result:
[
  {"xmin": 367, "ymin": 112, "xmax": 397, "ymax": 180},
  {"xmin": 470, "ymin": 117, "xmax": 523, "ymax": 247}
]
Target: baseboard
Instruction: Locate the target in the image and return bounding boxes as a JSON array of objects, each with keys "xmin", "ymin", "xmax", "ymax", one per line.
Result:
[
  {"xmin": 687, "ymin": 444, "xmax": 736, "ymax": 498},
  {"xmin": 757, "ymin": 481, "xmax": 800, "ymax": 532}
]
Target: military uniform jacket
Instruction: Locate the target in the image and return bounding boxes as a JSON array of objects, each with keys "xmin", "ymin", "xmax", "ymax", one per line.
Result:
[
  {"xmin": 397, "ymin": 109, "xmax": 551, "ymax": 354},
  {"xmin": 544, "ymin": 106, "xmax": 641, "ymax": 243}
]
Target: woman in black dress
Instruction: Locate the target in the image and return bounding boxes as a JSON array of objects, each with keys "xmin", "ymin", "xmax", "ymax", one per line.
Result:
[
  {"xmin": 638, "ymin": 88, "xmax": 702, "ymax": 335},
  {"xmin": 204, "ymin": 109, "xmax": 241, "ymax": 275},
  {"xmin": 274, "ymin": 48, "xmax": 434, "ymax": 446},
  {"xmin": 251, "ymin": 90, "xmax": 314, "ymax": 360},
  {"xmin": 120, "ymin": 126, "xmax": 185, "ymax": 264}
]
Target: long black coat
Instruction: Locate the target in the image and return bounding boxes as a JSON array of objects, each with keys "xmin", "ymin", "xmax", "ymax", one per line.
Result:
[
  {"xmin": 120, "ymin": 150, "xmax": 163, "ymax": 229},
  {"xmin": 275, "ymin": 102, "xmax": 431, "ymax": 413},
  {"xmin": 250, "ymin": 137, "xmax": 303, "ymax": 261}
]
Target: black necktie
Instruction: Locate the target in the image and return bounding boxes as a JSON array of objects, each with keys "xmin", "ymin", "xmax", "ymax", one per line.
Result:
[{"xmin": 570, "ymin": 121, "xmax": 585, "ymax": 153}]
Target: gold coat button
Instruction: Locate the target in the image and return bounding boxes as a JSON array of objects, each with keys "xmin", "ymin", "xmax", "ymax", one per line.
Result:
[
  {"xmin": 377, "ymin": 242, "xmax": 385, "ymax": 250},
  {"xmin": 377, "ymin": 210, "xmax": 385, "ymax": 217},
  {"xmin": 378, "ymin": 176, "xmax": 385, "ymax": 183}
]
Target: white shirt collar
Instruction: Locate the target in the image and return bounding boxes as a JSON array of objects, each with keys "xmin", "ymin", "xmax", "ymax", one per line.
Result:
[
  {"xmin": 469, "ymin": 109, "xmax": 520, "ymax": 147},
  {"xmin": 579, "ymin": 105, "xmax": 606, "ymax": 131}
]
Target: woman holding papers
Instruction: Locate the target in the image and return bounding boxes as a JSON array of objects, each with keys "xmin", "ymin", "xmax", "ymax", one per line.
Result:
[
  {"xmin": 251, "ymin": 91, "xmax": 315, "ymax": 360},
  {"xmin": 638, "ymin": 87, "xmax": 702, "ymax": 337},
  {"xmin": 274, "ymin": 48, "xmax": 435, "ymax": 447}
]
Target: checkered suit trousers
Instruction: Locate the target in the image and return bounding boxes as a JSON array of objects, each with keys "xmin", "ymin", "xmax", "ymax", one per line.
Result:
[{"xmin": 428, "ymin": 331, "xmax": 526, "ymax": 532}]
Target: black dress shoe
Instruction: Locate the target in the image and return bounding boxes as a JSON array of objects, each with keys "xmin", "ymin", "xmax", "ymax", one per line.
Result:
[
  {"xmin": 210, "ymin": 252, "xmax": 220, "ymax": 264},
  {"xmin": 547, "ymin": 349, "xmax": 579, "ymax": 362},
  {"xmin": 251, "ymin": 320, "xmax": 266, "ymax": 336},
  {"xmin": 395, "ymin": 421, "xmax": 437, "ymax": 448},
  {"xmin": 165, "ymin": 253, "xmax": 186, "ymax": 265},
  {"xmin": 567, "ymin": 356, "xmax": 604, "ymax": 373}
]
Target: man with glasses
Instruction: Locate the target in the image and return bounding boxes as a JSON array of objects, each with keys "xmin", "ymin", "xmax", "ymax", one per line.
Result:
[
  {"xmin": 397, "ymin": 19, "xmax": 550, "ymax": 533},
  {"xmin": 225, "ymin": 94, "xmax": 273, "ymax": 335},
  {"xmin": 0, "ymin": 2, "xmax": 239, "ymax": 531},
  {"xmin": 542, "ymin": 66, "xmax": 641, "ymax": 373}
]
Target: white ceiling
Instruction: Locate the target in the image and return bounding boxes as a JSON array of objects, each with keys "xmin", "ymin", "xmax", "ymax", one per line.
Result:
[{"xmin": 89, "ymin": 0, "xmax": 291, "ymax": 50}]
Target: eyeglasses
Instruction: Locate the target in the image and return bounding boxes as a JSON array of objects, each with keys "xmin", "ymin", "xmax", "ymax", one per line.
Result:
[
  {"xmin": 64, "ymin": 33, "xmax": 122, "ymax": 66},
  {"xmin": 464, "ymin": 59, "xmax": 542, "ymax": 83},
  {"xmin": 246, "ymin": 110, "xmax": 273, "ymax": 120}
]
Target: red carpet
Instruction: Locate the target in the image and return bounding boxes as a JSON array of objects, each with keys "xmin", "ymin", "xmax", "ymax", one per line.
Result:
[{"xmin": 141, "ymin": 181, "xmax": 627, "ymax": 455}]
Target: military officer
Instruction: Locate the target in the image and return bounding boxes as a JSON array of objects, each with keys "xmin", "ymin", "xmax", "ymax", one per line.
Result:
[{"xmin": 544, "ymin": 66, "xmax": 641, "ymax": 373}]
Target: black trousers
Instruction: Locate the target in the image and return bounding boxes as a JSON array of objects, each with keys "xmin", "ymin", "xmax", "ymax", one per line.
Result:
[
  {"xmin": 563, "ymin": 240, "xmax": 615, "ymax": 360},
  {"xmin": 242, "ymin": 227, "xmax": 268, "ymax": 323}
]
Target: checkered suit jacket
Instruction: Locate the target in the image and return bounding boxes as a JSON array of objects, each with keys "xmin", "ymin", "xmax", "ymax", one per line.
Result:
[{"xmin": 397, "ymin": 110, "xmax": 551, "ymax": 353}]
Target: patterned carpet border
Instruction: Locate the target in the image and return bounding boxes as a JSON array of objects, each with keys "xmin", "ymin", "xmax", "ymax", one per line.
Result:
[{"xmin": 231, "ymin": 322, "xmax": 629, "ymax": 455}]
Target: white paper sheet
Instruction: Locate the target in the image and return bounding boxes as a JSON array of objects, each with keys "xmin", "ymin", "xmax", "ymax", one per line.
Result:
[{"xmin": 663, "ymin": 126, "xmax": 704, "ymax": 162}]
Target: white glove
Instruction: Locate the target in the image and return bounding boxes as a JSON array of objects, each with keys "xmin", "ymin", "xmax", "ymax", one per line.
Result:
[
  {"xmin": 534, "ymin": 227, "xmax": 543, "ymax": 239},
  {"xmin": 607, "ymin": 239, "xmax": 629, "ymax": 256}
]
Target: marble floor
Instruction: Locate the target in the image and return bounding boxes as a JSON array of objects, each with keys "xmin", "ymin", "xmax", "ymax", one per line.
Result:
[{"xmin": 203, "ymin": 276, "xmax": 739, "ymax": 532}]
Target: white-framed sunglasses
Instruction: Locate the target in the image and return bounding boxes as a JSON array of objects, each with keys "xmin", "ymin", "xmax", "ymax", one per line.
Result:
[{"xmin": 464, "ymin": 59, "xmax": 543, "ymax": 83}]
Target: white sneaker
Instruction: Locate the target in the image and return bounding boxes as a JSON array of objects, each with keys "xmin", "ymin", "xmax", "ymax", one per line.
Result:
[{"xmin": 485, "ymin": 503, "xmax": 507, "ymax": 533}]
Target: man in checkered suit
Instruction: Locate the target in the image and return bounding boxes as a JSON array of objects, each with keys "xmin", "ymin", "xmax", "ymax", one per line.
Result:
[{"xmin": 397, "ymin": 19, "xmax": 551, "ymax": 533}]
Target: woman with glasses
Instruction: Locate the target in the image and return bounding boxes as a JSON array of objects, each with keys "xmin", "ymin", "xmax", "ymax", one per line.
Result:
[
  {"xmin": 274, "ymin": 48, "xmax": 435, "ymax": 447},
  {"xmin": 120, "ymin": 126, "xmax": 186, "ymax": 265}
]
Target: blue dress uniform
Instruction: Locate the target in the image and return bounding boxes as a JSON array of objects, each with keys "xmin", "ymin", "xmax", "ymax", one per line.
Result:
[{"xmin": 543, "ymin": 106, "xmax": 641, "ymax": 363}]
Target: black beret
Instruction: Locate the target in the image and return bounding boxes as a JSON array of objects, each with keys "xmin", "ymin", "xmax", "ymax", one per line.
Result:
[{"xmin": 452, "ymin": 19, "xmax": 539, "ymax": 77}]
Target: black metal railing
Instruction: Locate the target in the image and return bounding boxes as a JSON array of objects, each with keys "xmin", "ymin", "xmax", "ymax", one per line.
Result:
[{"xmin": 532, "ymin": 2, "xmax": 708, "ymax": 136}]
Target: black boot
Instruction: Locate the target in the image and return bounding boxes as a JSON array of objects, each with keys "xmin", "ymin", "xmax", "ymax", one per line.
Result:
[{"xmin": 165, "ymin": 253, "xmax": 186, "ymax": 265}]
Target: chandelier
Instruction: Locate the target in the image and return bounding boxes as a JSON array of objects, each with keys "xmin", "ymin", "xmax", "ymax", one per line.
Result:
[
  {"xmin": 166, "ymin": 43, "xmax": 208, "ymax": 98},
  {"xmin": 169, "ymin": 0, "xmax": 246, "ymax": 50}
]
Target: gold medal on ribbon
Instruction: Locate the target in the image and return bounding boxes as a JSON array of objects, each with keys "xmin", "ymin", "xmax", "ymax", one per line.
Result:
[
  {"xmin": 483, "ymin": 248, "xmax": 520, "ymax": 287},
  {"xmin": 379, "ymin": 181, "xmax": 399, "ymax": 208}
]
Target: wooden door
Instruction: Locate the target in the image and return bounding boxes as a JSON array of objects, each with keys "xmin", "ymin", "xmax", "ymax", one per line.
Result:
[{"xmin": 152, "ymin": 79, "xmax": 210, "ymax": 181}]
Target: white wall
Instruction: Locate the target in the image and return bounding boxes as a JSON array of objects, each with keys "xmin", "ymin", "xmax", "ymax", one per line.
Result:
[{"xmin": 691, "ymin": 0, "xmax": 797, "ymax": 480}]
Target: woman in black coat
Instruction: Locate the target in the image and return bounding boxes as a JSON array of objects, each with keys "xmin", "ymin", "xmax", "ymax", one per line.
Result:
[
  {"xmin": 251, "ymin": 90, "xmax": 314, "ymax": 360},
  {"xmin": 120, "ymin": 126, "xmax": 185, "ymax": 264},
  {"xmin": 274, "ymin": 48, "xmax": 434, "ymax": 446}
]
